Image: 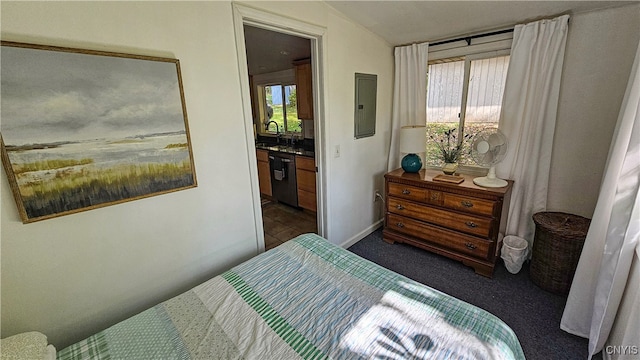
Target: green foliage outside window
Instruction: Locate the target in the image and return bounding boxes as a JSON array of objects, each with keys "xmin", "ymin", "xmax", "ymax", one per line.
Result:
[
  {"xmin": 264, "ymin": 84, "xmax": 301, "ymax": 134},
  {"xmin": 425, "ymin": 122, "xmax": 498, "ymax": 166}
]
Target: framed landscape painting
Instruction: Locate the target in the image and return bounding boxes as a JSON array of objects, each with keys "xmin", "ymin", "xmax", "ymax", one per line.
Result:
[{"xmin": 1, "ymin": 41, "xmax": 197, "ymax": 223}]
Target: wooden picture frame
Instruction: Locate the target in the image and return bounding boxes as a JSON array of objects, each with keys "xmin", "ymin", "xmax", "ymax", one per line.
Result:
[{"xmin": 1, "ymin": 41, "xmax": 197, "ymax": 223}]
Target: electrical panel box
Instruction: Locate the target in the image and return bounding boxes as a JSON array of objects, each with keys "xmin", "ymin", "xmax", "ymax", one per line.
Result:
[{"xmin": 354, "ymin": 73, "xmax": 377, "ymax": 139}]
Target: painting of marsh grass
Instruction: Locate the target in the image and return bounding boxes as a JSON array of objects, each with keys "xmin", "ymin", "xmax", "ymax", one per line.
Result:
[{"xmin": 1, "ymin": 42, "xmax": 196, "ymax": 223}]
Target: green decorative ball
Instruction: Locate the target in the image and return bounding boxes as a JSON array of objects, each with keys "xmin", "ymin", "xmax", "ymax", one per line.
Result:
[{"xmin": 401, "ymin": 154, "xmax": 422, "ymax": 173}]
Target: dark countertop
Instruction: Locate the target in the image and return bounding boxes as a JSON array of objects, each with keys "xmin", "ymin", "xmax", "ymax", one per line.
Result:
[{"xmin": 255, "ymin": 142, "xmax": 315, "ymax": 158}]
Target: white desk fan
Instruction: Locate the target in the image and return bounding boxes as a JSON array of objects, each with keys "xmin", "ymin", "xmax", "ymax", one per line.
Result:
[{"xmin": 470, "ymin": 128, "xmax": 508, "ymax": 188}]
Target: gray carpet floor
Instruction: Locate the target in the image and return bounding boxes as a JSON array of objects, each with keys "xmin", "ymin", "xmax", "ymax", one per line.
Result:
[{"xmin": 347, "ymin": 228, "xmax": 589, "ymax": 360}]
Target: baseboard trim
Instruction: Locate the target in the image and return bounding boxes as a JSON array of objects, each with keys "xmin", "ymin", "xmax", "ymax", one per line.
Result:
[{"xmin": 339, "ymin": 219, "xmax": 383, "ymax": 249}]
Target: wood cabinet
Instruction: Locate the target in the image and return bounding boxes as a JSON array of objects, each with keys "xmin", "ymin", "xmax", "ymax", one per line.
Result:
[
  {"xmin": 294, "ymin": 59, "xmax": 313, "ymax": 120},
  {"xmin": 383, "ymin": 168, "xmax": 513, "ymax": 277},
  {"xmin": 295, "ymin": 155, "xmax": 316, "ymax": 212},
  {"xmin": 256, "ymin": 149, "xmax": 272, "ymax": 197}
]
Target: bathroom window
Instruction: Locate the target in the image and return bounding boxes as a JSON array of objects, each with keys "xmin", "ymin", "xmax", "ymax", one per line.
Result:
[{"xmin": 260, "ymin": 83, "xmax": 302, "ymax": 134}]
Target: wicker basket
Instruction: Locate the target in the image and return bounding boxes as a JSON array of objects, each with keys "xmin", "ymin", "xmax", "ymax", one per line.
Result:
[{"xmin": 530, "ymin": 212, "xmax": 591, "ymax": 295}]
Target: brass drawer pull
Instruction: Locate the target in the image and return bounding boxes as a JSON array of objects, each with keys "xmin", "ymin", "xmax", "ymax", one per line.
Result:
[
  {"xmin": 396, "ymin": 222, "xmax": 405, "ymax": 228},
  {"xmin": 402, "ymin": 189, "xmax": 411, "ymax": 195},
  {"xmin": 465, "ymin": 221, "xmax": 478, "ymax": 228},
  {"xmin": 396, "ymin": 204, "xmax": 405, "ymax": 210},
  {"xmin": 465, "ymin": 242, "xmax": 477, "ymax": 250},
  {"xmin": 461, "ymin": 200, "xmax": 474, "ymax": 208}
]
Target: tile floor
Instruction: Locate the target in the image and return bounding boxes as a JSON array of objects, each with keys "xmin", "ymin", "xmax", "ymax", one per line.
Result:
[{"xmin": 262, "ymin": 200, "xmax": 317, "ymax": 250}]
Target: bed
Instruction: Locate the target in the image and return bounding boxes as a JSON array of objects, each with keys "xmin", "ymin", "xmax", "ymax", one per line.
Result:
[{"xmin": 57, "ymin": 233, "xmax": 525, "ymax": 359}]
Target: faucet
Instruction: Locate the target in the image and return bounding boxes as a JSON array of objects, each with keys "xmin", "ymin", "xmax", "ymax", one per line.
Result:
[{"xmin": 265, "ymin": 121, "xmax": 280, "ymax": 143}]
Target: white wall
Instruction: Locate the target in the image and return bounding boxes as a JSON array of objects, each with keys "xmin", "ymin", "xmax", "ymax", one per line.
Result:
[
  {"xmin": 0, "ymin": 0, "xmax": 394, "ymax": 348},
  {"xmin": 549, "ymin": 4, "xmax": 640, "ymax": 218},
  {"xmin": 324, "ymin": 7, "xmax": 394, "ymax": 243}
]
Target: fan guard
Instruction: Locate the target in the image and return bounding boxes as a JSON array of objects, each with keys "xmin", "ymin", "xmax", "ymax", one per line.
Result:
[{"xmin": 470, "ymin": 128, "xmax": 509, "ymax": 188}]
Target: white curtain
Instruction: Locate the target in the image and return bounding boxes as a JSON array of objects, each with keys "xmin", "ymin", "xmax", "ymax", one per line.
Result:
[
  {"xmin": 387, "ymin": 43, "xmax": 429, "ymax": 171},
  {"xmin": 561, "ymin": 39, "xmax": 640, "ymax": 358},
  {"xmin": 496, "ymin": 15, "xmax": 570, "ymax": 244}
]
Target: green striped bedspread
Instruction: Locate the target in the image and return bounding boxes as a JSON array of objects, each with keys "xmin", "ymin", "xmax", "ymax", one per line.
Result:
[{"xmin": 58, "ymin": 233, "xmax": 525, "ymax": 359}]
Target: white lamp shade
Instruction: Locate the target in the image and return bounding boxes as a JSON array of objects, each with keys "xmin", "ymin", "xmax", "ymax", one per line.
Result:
[{"xmin": 400, "ymin": 125, "xmax": 426, "ymax": 154}]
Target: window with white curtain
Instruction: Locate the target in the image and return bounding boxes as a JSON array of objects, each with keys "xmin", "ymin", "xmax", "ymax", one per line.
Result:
[{"xmin": 425, "ymin": 31, "xmax": 512, "ymax": 168}]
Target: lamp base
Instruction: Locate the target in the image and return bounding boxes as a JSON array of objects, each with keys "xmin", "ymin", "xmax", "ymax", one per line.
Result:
[{"xmin": 401, "ymin": 153, "xmax": 422, "ymax": 173}]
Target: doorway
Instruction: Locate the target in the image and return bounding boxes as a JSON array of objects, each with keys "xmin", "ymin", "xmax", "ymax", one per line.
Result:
[{"xmin": 233, "ymin": 4, "xmax": 326, "ymax": 252}]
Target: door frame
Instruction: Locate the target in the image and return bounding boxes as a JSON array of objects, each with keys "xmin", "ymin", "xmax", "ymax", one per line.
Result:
[{"xmin": 232, "ymin": 4, "xmax": 327, "ymax": 252}]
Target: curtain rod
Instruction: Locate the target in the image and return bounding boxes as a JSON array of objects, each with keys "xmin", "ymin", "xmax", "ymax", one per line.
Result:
[
  {"xmin": 397, "ymin": 14, "xmax": 569, "ymax": 49},
  {"xmin": 429, "ymin": 28, "xmax": 514, "ymax": 47}
]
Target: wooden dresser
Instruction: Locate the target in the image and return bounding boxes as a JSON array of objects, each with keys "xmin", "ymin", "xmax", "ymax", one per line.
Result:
[{"xmin": 383, "ymin": 168, "xmax": 513, "ymax": 277}]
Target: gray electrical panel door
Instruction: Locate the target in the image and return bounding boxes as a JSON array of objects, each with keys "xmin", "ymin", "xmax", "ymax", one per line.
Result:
[{"xmin": 354, "ymin": 73, "xmax": 377, "ymax": 139}]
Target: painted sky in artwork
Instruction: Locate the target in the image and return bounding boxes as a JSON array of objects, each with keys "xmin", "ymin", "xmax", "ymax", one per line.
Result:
[{"xmin": 1, "ymin": 45, "xmax": 186, "ymax": 146}]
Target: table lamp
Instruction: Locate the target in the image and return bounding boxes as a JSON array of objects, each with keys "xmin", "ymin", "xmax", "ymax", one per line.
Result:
[{"xmin": 400, "ymin": 125, "xmax": 425, "ymax": 173}]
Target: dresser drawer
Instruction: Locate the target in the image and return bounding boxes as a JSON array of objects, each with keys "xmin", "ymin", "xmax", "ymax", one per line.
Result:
[
  {"xmin": 443, "ymin": 193, "xmax": 497, "ymax": 217},
  {"xmin": 388, "ymin": 182, "xmax": 427, "ymax": 202},
  {"xmin": 386, "ymin": 213, "xmax": 491, "ymax": 260},
  {"xmin": 388, "ymin": 197, "xmax": 492, "ymax": 238}
]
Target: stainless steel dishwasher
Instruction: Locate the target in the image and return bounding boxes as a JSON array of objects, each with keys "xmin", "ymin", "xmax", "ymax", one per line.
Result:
[{"xmin": 268, "ymin": 151, "xmax": 298, "ymax": 207}]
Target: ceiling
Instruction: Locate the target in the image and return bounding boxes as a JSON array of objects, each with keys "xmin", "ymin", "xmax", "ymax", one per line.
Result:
[
  {"xmin": 326, "ymin": 1, "xmax": 637, "ymax": 45},
  {"xmin": 244, "ymin": 25, "xmax": 311, "ymax": 76},
  {"xmin": 242, "ymin": 1, "xmax": 636, "ymax": 75}
]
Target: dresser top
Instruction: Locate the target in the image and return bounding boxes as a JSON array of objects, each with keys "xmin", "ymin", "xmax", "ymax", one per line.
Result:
[{"xmin": 385, "ymin": 168, "xmax": 513, "ymax": 196}]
